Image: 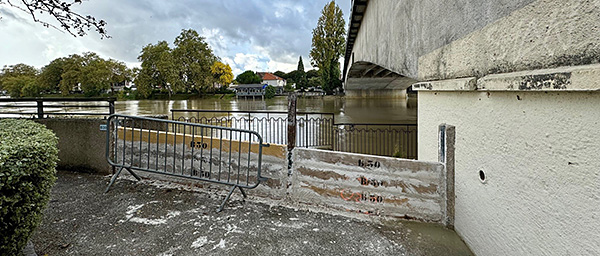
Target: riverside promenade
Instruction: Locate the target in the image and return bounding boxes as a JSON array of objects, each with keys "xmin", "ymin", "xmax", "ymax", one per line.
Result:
[{"xmin": 31, "ymin": 171, "xmax": 472, "ymax": 256}]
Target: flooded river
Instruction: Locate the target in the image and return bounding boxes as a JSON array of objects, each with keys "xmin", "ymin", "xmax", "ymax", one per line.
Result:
[{"xmin": 115, "ymin": 96, "xmax": 417, "ymax": 124}]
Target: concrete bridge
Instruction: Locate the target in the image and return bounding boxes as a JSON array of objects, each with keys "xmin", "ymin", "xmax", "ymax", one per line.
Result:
[
  {"xmin": 344, "ymin": 1, "xmax": 600, "ymax": 255},
  {"xmin": 343, "ymin": 0, "xmax": 600, "ymax": 96}
]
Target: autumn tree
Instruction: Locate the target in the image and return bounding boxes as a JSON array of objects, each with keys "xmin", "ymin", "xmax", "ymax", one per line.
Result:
[
  {"xmin": 172, "ymin": 29, "xmax": 218, "ymax": 93},
  {"xmin": 310, "ymin": 0, "xmax": 345, "ymax": 94},
  {"xmin": 211, "ymin": 61, "xmax": 234, "ymax": 88},
  {"xmin": 235, "ymin": 70, "xmax": 262, "ymax": 84},
  {"xmin": 0, "ymin": 0, "xmax": 108, "ymax": 37}
]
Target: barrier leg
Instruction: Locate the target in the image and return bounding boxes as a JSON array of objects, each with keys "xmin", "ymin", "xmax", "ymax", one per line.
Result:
[
  {"xmin": 125, "ymin": 168, "xmax": 142, "ymax": 181},
  {"xmin": 104, "ymin": 167, "xmax": 124, "ymax": 193},
  {"xmin": 217, "ymin": 185, "xmax": 238, "ymax": 213},
  {"xmin": 238, "ymin": 187, "xmax": 247, "ymax": 198}
]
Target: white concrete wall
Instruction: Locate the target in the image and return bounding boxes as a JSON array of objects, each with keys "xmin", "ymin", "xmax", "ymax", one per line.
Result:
[
  {"xmin": 263, "ymin": 79, "xmax": 285, "ymax": 87},
  {"xmin": 417, "ymin": 88, "xmax": 600, "ymax": 255}
]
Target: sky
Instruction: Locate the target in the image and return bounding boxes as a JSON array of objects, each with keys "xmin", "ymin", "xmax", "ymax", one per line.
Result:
[{"xmin": 0, "ymin": 0, "xmax": 350, "ymax": 76}]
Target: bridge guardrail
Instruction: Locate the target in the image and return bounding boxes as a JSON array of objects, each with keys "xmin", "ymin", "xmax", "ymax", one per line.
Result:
[{"xmin": 104, "ymin": 114, "xmax": 269, "ymax": 212}]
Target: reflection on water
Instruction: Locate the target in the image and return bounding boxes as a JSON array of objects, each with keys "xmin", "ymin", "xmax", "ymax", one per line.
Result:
[{"xmin": 116, "ymin": 96, "xmax": 417, "ymax": 124}]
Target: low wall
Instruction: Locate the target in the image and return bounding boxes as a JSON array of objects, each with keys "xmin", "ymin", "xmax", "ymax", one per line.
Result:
[
  {"xmin": 36, "ymin": 119, "xmax": 111, "ymax": 174},
  {"xmin": 290, "ymin": 148, "xmax": 446, "ymax": 222}
]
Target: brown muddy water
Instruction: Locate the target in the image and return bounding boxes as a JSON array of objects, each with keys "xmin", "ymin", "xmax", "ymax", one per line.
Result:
[{"xmin": 115, "ymin": 96, "xmax": 417, "ymax": 124}]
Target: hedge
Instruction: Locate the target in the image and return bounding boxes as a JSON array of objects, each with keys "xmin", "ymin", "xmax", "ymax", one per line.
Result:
[{"xmin": 0, "ymin": 119, "xmax": 58, "ymax": 255}]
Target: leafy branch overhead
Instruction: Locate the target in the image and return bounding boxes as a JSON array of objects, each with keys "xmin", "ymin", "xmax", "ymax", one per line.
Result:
[{"xmin": 1, "ymin": 0, "xmax": 108, "ymax": 38}]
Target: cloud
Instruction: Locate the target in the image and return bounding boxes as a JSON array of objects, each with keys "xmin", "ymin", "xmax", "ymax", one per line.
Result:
[{"xmin": 0, "ymin": 0, "xmax": 350, "ymax": 74}]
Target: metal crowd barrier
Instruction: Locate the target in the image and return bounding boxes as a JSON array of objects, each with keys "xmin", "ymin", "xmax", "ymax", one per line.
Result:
[{"xmin": 104, "ymin": 114, "xmax": 269, "ymax": 212}]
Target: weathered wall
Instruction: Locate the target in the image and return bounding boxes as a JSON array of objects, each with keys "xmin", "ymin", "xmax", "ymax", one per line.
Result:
[
  {"xmin": 415, "ymin": 66, "xmax": 600, "ymax": 255},
  {"xmin": 419, "ymin": 0, "xmax": 600, "ymax": 81},
  {"xmin": 347, "ymin": 0, "xmax": 536, "ymax": 79},
  {"xmin": 290, "ymin": 148, "xmax": 446, "ymax": 222},
  {"xmin": 37, "ymin": 119, "xmax": 111, "ymax": 174},
  {"xmin": 347, "ymin": 0, "xmax": 600, "ymax": 81}
]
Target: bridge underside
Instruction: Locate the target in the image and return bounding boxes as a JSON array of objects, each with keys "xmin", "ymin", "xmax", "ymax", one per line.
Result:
[{"xmin": 345, "ymin": 62, "xmax": 417, "ymax": 98}]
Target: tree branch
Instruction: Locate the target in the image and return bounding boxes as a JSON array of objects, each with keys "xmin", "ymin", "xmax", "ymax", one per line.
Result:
[{"xmin": 2, "ymin": 0, "xmax": 109, "ymax": 38}]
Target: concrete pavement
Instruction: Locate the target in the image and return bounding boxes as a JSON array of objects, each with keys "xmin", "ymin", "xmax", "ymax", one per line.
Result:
[{"xmin": 31, "ymin": 171, "xmax": 472, "ymax": 255}]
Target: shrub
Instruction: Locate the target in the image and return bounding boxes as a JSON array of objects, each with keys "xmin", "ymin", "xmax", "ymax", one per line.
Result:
[
  {"xmin": 0, "ymin": 119, "xmax": 58, "ymax": 255},
  {"xmin": 264, "ymin": 85, "xmax": 276, "ymax": 99}
]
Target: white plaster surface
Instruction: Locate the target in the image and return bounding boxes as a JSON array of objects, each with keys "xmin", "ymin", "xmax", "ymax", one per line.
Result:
[{"xmin": 418, "ymin": 90, "xmax": 600, "ymax": 255}]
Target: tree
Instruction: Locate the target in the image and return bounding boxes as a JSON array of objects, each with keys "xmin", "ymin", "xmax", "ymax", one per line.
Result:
[
  {"xmin": 287, "ymin": 70, "xmax": 306, "ymax": 89},
  {"xmin": 274, "ymin": 71, "xmax": 288, "ymax": 79},
  {"xmin": 235, "ymin": 70, "xmax": 261, "ymax": 84},
  {"xmin": 38, "ymin": 57, "xmax": 67, "ymax": 93},
  {"xmin": 294, "ymin": 56, "xmax": 307, "ymax": 89},
  {"xmin": 136, "ymin": 41, "xmax": 177, "ymax": 97},
  {"xmin": 79, "ymin": 52, "xmax": 112, "ymax": 96},
  {"xmin": 106, "ymin": 59, "xmax": 132, "ymax": 93},
  {"xmin": 211, "ymin": 61, "xmax": 234, "ymax": 88},
  {"xmin": 297, "ymin": 56, "xmax": 305, "ymax": 72},
  {"xmin": 307, "ymin": 77, "xmax": 321, "ymax": 89},
  {"xmin": 172, "ymin": 29, "xmax": 218, "ymax": 93},
  {"xmin": 2, "ymin": 76, "xmax": 39, "ymax": 97},
  {"xmin": 0, "ymin": 64, "xmax": 40, "ymax": 97},
  {"xmin": 306, "ymin": 69, "xmax": 319, "ymax": 79},
  {"xmin": 264, "ymin": 85, "xmax": 276, "ymax": 99},
  {"xmin": 58, "ymin": 54, "xmax": 84, "ymax": 95},
  {"xmin": 310, "ymin": 0, "xmax": 345, "ymax": 94},
  {"xmin": 0, "ymin": 0, "xmax": 108, "ymax": 38}
]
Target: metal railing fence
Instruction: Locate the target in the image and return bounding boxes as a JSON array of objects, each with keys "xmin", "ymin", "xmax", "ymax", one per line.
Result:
[
  {"xmin": 171, "ymin": 109, "xmax": 335, "ymax": 148},
  {"xmin": 172, "ymin": 109, "xmax": 417, "ymax": 159},
  {"xmin": 333, "ymin": 123, "xmax": 418, "ymax": 159},
  {"xmin": 0, "ymin": 97, "xmax": 115, "ymax": 118},
  {"xmin": 105, "ymin": 114, "xmax": 268, "ymax": 212}
]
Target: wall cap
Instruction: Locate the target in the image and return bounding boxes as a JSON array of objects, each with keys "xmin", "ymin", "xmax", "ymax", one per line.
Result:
[
  {"xmin": 412, "ymin": 77, "xmax": 477, "ymax": 91},
  {"xmin": 413, "ymin": 64, "xmax": 600, "ymax": 92}
]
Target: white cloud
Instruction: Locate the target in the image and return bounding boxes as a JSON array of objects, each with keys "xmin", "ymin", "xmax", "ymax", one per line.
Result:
[{"xmin": 0, "ymin": 0, "xmax": 350, "ymax": 73}]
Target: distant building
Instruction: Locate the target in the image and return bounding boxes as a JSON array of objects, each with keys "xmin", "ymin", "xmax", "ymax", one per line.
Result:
[
  {"xmin": 235, "ymin": 83, "xmax": 284, "ymax": 99},
  {"xmin": 257, "ymin": 72, "xmax": 286, "ymax": 87},
  {"xmin": 235, "ymin": 84, "xmax": 266, "ymax": 99}
]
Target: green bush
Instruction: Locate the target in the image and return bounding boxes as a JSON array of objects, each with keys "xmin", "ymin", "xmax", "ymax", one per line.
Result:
[
  {"xmin": 265, "ymin": 85, "xmax": 276, "ymax": 99},
  {"xmin": 0, "ymin": 119, "xmax": 58, "ymax": 255}
]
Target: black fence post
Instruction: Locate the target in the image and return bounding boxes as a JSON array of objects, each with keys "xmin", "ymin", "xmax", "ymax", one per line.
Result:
[
  {"xmin": 36, "ymin": 100, "xmax": 44, "ymax": 119},
  {"xmin": 109, "ymin": 100, "xmax": 115, "ymax": 115},
  {"xmin": 287, "ymin": 93, "xmax": 297, "ymax": 176}
]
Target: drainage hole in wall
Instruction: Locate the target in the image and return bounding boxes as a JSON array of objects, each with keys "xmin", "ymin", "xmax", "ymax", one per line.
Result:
[{"xmin": 479, "ymin": 170, "xmax": 486, "ymax": 182}]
